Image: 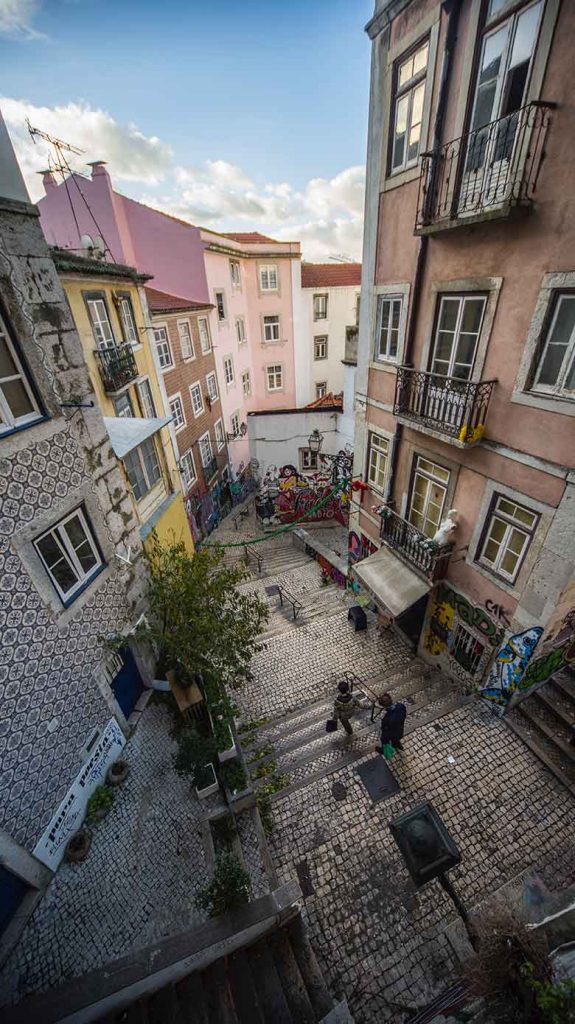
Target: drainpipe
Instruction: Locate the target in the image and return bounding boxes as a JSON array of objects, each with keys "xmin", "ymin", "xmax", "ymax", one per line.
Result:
[{"xmin": 384, "ymin": 0, "xmax": 462, "ymax": 506}]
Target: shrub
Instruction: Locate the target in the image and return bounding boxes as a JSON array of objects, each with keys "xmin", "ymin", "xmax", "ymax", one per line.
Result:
[
  {"xmin": 174, "ymin": 728, "xmax": 216, "ymax": 781},
  {"xmin": 85, "ymin": 785, "xmax": 115, "ymax": 824},
  {"xmin": 195, "ymin": 852, "xmax": 252, "ymax": 917},
  {"xmin": 522, "ymin": 964, "xmax": 575, "ymax": 1024},
  {"xmin": 218, "ymin": 759, "xmax": 248, "ymax": 794}
]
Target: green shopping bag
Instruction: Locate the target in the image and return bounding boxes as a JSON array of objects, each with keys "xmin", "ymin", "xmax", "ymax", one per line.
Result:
[{"xmin": 381, "ymin": 742, "xmax": 395, "ymax": 760}]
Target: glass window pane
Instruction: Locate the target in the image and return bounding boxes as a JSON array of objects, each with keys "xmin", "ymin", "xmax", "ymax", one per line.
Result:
[
  {"xmin": 454, "ymin": 332, "xmax": 478, "ymax": 366},
  {"xmin": 537, "ymin": 344, "xmax": 566, "ymax": 387},
  {"xmin": 483, "ymin": 538, "xmax": 500, "ymax": 563},
  {"xmin": 565, "ymin": 354, "xmax": 575, "ymax": 390},
  {"xmin": 37, "ymin": 535, "xmax": 78, "ymax": 593},
  {"xmin": 501, "ymin": 548, "xmax": 519, "ymax": 576},
  {"xmin": 488, "ymin": 517, "xmax": 507, "ymax": 543},
  {"xmin": 435, "ymin": 331, "xmax": 454, "ymax": 363},
  {"xmin": 412, "ymin": 42, "xmax": 428, "ymax": 77},
  {"xmin": 411, "ymin": 81, "xmax": 425, "ymax": 126},
  {"xmin": 3, "ymin": 378, "xmax": 34, "ymax": 418},
  {"xmin": 510, "ymin": 3, "xmax": 542, "ymax": 70},
  {"xmin": 398, "ymin": 54, "xmax": 414, "ymax": 89},
  {"xmin": 549, "ymin": 296, "xmax": 575, "ymax": 347},
  {"xmin": 438, "ymin": 298, "xmax": 460, "ymax": 333},
  {"xmin": 461, "ymin": 298, "xmax": 485, "ymax": 334},
  {"xmin": 507, "ymin": 527, "xmax": 527, "ymax": 555},
  {"xmin": 0, "ymin": 336, "xmax": 18, "ymax": 379}
]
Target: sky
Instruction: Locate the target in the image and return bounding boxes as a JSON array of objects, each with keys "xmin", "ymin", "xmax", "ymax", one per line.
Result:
[{"xmin": 0, "ymin": 0, "xmax": 373, "ymax": 259}]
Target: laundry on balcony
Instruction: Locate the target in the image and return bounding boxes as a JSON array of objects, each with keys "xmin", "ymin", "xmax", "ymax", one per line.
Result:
[
  {"xmin": 351, "ymin": 546, "xmax": 430, "ymax": 619},
  {"xmin": 104, "ymin": 415, "xmax": 171, "ymax": 458}
]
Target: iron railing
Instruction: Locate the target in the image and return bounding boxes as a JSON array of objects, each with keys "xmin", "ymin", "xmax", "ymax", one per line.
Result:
[
  {"xmin": 394, "ymin": 367, "xmax": 495, "ymax": 445},
  {"xmin": 416, "ymin": 101, "xmax": 553, "ymax": 231},
  {"xmin": 379, "ymin": 507, "xmax": 452, "ymax": 582},
  {"xmin": 202, "ymin": 457, "xmax": 218, "ymax": 482},
  {"xmin": 94, "ymin": 344, "xmax": 138, "ymax": 393}
]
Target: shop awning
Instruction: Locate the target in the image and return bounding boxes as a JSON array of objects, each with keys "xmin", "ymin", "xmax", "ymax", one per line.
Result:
[
  {"xmin": 352, "ymin": 546, "xmax": 430, "ymax": 618},
  {"xmin": 104, "ymin": 415, "xmax": 171, "ymax": 459}
]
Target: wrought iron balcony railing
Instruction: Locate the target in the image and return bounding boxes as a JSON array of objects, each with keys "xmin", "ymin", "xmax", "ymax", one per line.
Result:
[
  {"xmin": 394, "ymin": 367, "xmax": 495, "ymax": 446},
  {"xmin": 415, "ymin": 101, "xmax": 553, "ymax": 232},
  {"xmin": 94, "ymin": 344, "xmax": 138, "ymax": 394},
  {"xmin": 379, "ymin": 507, "xmax": 452, "ymax": 583},
  {"xmin": 202, "ymin": 457, "xmax": 218, "ymax": 482}
]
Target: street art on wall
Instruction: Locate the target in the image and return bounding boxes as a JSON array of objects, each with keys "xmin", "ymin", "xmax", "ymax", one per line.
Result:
[
  {"xmin": 348, "ymin": 531, "xmax": 378, "ymax": 564},
  {"xmin": 480, "ymin": 627, "xmax": 543, "ymax": 706},
  {"xmin": 510, "ymin": 580, "xmax": 575, "ymax": 702},
  {"xmin": 422, "ymin": 582, "xmax": 504, "ymax": 682},
  {"xmin": 256, "ymin": 463, "xmax": 350, "ymax": 528}
]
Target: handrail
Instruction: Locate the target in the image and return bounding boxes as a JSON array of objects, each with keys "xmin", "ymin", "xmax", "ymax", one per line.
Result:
[{"xmin": 93, "ymin": 343, "xmax": 138, "ymax": 393}]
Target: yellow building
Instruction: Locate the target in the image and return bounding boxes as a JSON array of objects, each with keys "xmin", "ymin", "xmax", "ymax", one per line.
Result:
[{"xmin": 53, "ymin": 249, "xmax": 193, "ymax": 555}]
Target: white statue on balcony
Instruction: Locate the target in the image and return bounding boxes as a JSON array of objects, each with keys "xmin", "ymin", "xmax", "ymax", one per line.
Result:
[{"xmin": 432, "ymin": 508, "xmax": 458, "ymax": 548}]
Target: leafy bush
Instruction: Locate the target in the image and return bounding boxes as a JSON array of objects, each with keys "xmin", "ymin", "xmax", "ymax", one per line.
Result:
[
  {"xmin": 218, "ymin": 759, "xmax": 248, "ymax": 794},
  {"xmin": 211, "ymin": 814, "xmax": 237, "ymax": 850},
  {"xmin": 174, "ymin": 728, "xmax": 216, "ymax": 781},
  {"xmin": 86, "ymin": 785, "xmax": 115, "ymax": 824},
  {"xmin": 256, "ymin": 793, "xmax": 274, "ymax": 836},
  {"xmin": 195, "ymin": 852, "xmax": 252, "ymax": 917},
  {"xmin": 522, "ymin": 964, "xmax": 575, "ymax": 1024},
  {"xmin": 212, "ymin": 715, "xmax": 234, "ymax": 752}
]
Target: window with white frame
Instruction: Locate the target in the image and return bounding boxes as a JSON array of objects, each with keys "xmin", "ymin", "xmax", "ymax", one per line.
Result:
[
  {"xmin": 215, "ymin": 418, "xmax": 225, "ymax": 450},
  {"xmin": 137, "ymin": 378, "xmax": 156, "ymax": 418},
  {"xmin": 266, "ymin": 364, "xmax": 283, "ymax": 391},
  {"xmin": 532, "ymin": 293, "xmax": 575, "ymax": 397},
  {"xmin": 230, "ymin": 260, "xmax": 241, "ymax": 288},
  {"xmin": 367, "ymin": 433, "xmax": 389, "ymax": 493},
  {"xmin": 114, "ymin": 393, "xmax": 133, "ymax": 418},
  {"xmin": 299, "ymin": 448, "xmax": 319, "ymax": 471},
  {"xmin": 314, "ymin": 336, "xmax": 328, "ymax": 360},
  {"xmin": 478, "ymin": 494, "xmax": 538, "ymax": 583},
  {"xmin": 177, "ymin": 320, "xmax": 195, "ymax": 360},
  {"xmin": 230, "ymin": 412, "xmax": 240, "ymax": 438},
  {"xmin": 235, "ymin": 317, "xmax": 246, "ymax": 345},
  {"xmin": 206, "ymin": 372, "xmax": 218, "ymax": 403},
  {"xmin": 153, "ymin": 326, "xmax": 173, "ymax": 370},
  {"xmin": 85, "ymin": 294, "xmax": 115, "ymax": 348},
  {"xmin": 313, "ymin": 294, "xmax": 328, "ymax": 320},
  {"xmin": 315, "ymin": 382, "xmax": 327, "ymax": 399},
  {"xmin": 260, "ymin": 264, "xmax": 278, "ymax": 291},
  {"xmin": 117, "ymin": 295, "xmax": 138, "ymax": 346},
  {"xmin": 124, "ymin": 438, "xmax": 162, "ymax": 501},
  {"xmin": 375, "ymin": 295, "xmax": 402, "ymax": 362},
  {"xmin": 241, "ymin": 369, "xmax": 251, "ymax": 396},
  {"xmin": 35, "ymin": 506, "xmax": 103, "ymax": 603},
  {"xmin": 431, "ymin": 294, "xmax": 486, "ymax": 379},
  {"xmin": 190, "ymin": 382, "xmax": 204, "ymax": 417},
  {"xmin": 0, "ymin": 305, "xmax": 43, "ymax": 436},
  {"xmin": 215, "ymin": 291, "xmax": 226, "ymax": 322},
  {"xmin": 168, "ymin": 394, "xmax": 186, "ymax": 432},
  {"xmin": 223, "ymin": 356, "xmax": 235, "ymax": 386},
  {"xmin": 198, "ymin": 317, "xmax": 211, "ymax": 353},
  {"xmin": 199, "ymin": 432, "xmax": 213, "ymax": 469},
  {"xmin": 391, "ymin": 39, "xmax": 429, "ymax": 173},
  {"xmin": 408, "ymin": 457, "xmax": 450, "ymax": 538},
  {"xmin": 180, "ymin": 449, "xmax": 197, "ymax": 492},
  {"xmin": 263, "ymin": 315, "xmax": 280, "ymax": 343}
]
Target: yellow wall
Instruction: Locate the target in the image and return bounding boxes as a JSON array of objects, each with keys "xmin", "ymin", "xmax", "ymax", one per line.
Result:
[{"xmin": 142, "ymin": 491, "xmax": 194, "ymax": 557}]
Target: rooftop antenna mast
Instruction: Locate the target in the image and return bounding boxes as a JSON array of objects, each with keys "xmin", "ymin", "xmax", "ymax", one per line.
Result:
[{"xmin": 27, "ymin": 119, "xmax": 84, "ymax": 174}]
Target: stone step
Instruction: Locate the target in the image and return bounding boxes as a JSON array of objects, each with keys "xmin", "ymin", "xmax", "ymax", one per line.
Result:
[
  {"xmin": 247, "ymin": 939, "xmax": 293, "ymax": 1024},
  {"xmin": 203, "ymin": 959, "xmax": 239, "ymax": 1024},
  {"xmin": 505, "ymin": 712, "xmax": 575, "ymax": 798},
  {"xmin": 532, "ymin": 687, "xmax": 575, "ymax": 731},
  {"xmin": 549, "ymin": 671, "xmax": 575, "ymax": 705},
  {"xmin": 227, "ymin": 950, "xmax": 266, "ymax": 1024},
  {"xmin": 269, "ymin": 929, "xmax": 317, "ymax": 1024},
  {"xmin": 286, "ymin": 917, "xmax": 334, "ymax": 1020},
  {"xmin": 516, "ymin": 704, "xmax": 575, "ymax": 769},
  {"xmin": 175, "ymin": 972, "xmax": 209, "ymax": 1024}
]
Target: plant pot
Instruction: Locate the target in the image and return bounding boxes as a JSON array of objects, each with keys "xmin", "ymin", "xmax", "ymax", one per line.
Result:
[
  {"xmin": 65, "ymin": 830, "xmax": 91, "ymax": 863},
  {"xmin": 217, "ymin": 724, "xmax": 237, "ymax": 763},
  {"xmin": 195, "ymin": 762, "xmax": 219, "ymax": 799},
  {"xmin": 106, "ymin": 760, "xmax": 129, "ymax": 786}
]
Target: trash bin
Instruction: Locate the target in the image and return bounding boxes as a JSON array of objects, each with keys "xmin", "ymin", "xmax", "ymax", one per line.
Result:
[{"xmin": 348, "ymin": 605, "xmax": 367, "ymax": 632}]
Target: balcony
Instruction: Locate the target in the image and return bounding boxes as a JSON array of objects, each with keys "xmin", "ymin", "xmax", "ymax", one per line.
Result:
[
  {"xmin": 94, "ymin": 344, "xmax": 138, "ymax": 394},
  {"xmin": 202, "ymin": 457, "xmax": 218, "ymax": 483},
  {"xmin": 394, "ymin": 367, "xmax": 495, "ymax": 447},
  {"xmin": 379, "ymin": 507, "xmax": 452, "ymax": 583},
  {"xmin": 415, "ymin": 101, "xmax": 553, "ymax": 234}
]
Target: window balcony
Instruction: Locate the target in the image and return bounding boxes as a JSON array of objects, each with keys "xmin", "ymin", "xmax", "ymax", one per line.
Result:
[
  {"xmin": 415, "ymin": 101, "xmax": 553, "ymax": 234},
  {"xmin": 94, "ymin": 344, "xmax": 138, "ymax": 394},
  {"xmin": 379, "ymin": 506, "xmax": 452, "ymax": 583},
  {"xmin": 202, "ymin": 457, "xmax": 218, "ymax": 483},
  {"xmin": 394, "ymin": 367, "xmax": 495, "ymax": 447}
]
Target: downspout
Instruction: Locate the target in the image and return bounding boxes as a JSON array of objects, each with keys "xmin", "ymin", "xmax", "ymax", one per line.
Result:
[{"xmin": 384, "ymin": 0, "xmax": 462, "ymax": 505}]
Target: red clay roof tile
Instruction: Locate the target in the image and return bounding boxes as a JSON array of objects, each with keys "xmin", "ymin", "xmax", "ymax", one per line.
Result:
[{"xmin": 301, "ymin": 263, "xmax": 361, "ymax": 288}]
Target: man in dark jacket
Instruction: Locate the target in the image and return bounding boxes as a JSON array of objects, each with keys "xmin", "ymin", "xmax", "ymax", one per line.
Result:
[{"xmin": 376, "ymin": 692, "xmax": 407, "ymax": 752}]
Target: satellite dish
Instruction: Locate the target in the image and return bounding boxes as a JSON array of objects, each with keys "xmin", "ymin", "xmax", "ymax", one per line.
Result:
[
  {"xmin": 92, "ymin": 236, "xmax": 106, "ymax": 260},
  {"xmin": 80, "ymin": 234, "xmax": 95, "ymax": 250}
]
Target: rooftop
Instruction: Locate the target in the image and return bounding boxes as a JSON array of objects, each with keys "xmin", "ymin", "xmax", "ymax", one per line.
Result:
[
  {"xmin": 301, "ymin": 262, "xmax": 361, "ymax": 288},
  {"xmin": 220, "ymin": 231, "xmax": 279, "ymax": 244},
  {"xmin": 145, "ymin": 286, "xmax": 213, "ymax": 314},
  {"xmin": 306, "ymin": 391, "xmax": 344, "ymax": 410},
  {"xmin": 51, "ymin": 247, "xmax": 151, "ymax": 283}
]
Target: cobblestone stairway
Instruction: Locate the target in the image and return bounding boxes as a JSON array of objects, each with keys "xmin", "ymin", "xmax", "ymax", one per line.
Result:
[{"xmin": 506, "ymin": 667, "xmax": 575, "ymax": 795}]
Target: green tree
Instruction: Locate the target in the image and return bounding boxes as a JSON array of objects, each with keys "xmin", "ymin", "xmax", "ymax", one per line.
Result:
[{"xmin": 195, "ymin": 852, "xmax": 252, "ymax": 917}]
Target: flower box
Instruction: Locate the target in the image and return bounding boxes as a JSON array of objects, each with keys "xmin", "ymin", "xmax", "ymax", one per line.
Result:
[
  {"xmin": 195, "ymin": 762, "xmax": 219, "ymax": 800},
  {"xmin": 216, "ymin": 723, "xmax": 237, "ymax": 763}
]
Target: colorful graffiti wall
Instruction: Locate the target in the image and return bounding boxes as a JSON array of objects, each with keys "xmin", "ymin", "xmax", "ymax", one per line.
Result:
[
  {"xmin": 256, "ymin": 463, "xmax": 350, "ymax": 528},
  {"xmin": 422, "ymin": 582, "xmax": 504, "ymax": 683},
  {"xmin": 508, "ymin": 579, "xmax": 575, "ymax": 704},
  {"xmin": 480, "ymin": 627, "xmax": 543, "ymax": 706}
]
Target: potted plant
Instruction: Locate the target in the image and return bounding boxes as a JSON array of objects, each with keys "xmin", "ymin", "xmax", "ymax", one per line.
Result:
[
  {"xmin": 106, "ymin": 759, "xmax": 129, "ymax": 786},
  {"xmin": 85, "ymin": 785, "xmax": 115, "ymax": 823},
  {"xmin": 65, "ymin": 830, "xmax": 91, "ymax": 863},
  {"xmin": 174, "ymin": 726, "xmax": 219, "ymax": 799},
  {"xmin": 219, "ymin": 758, "xmax": 248, "ymax": 798},
  {"xmin": 195, "ymin": 761, "xmax": 219, "ymax": 800},
  {"xmin": 195, "ymin": 851, "xmax": 252, "ymax": 917},
  {"xmin": 212, "ymin": 714, "xmax": 237, "ymax": 763}
]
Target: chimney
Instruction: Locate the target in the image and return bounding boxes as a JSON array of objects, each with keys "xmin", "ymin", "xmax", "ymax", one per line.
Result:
[
  {"xmin": 39, "ymin": 169, "xmax": 56, "ymax": 191},
  {"xmin": 87, "ymin": 160, "xmax": 109, "ymax": 180}
]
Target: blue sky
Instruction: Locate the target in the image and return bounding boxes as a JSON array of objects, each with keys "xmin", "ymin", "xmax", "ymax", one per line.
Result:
[{"xmin": 1, "ymin": 0, "xmax": 373, "ymax": 258}]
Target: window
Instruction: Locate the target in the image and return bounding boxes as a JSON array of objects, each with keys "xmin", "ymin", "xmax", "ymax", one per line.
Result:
[
  {"xmin": 199, "ymin": 432, "xmax": 213, "ymax": 470},
  {"xmin": 431, "ymin": 295, "xmax": 486, "ymax": 379},
  {"xmin": 124, "ymin": 437, "xmax": 162, "ymax": 501},
  {"xmin": 198, "ymin": 317, "xmax": 211, "ymax": 353},
  {"xmin": 452, "ymin": 625, "xmax": 485, "ymax": 677},
  {"xmin": 215, "ymin": 291, "xmax": 226, "ymax": 322},
  {"xmin": 314, "ymin": 336, "xmax": 328, "ymax": 360},
  {"xmin": 0, "ymin": 306, "xmax": 43, "ymax": 436},
  {"xmin": 533, "ymin": 294, "xmax": 575, "ymax": 396},
  {"xmin": 137, "ymin": 378, "xmax": 156, "ymax": 418},
  {"xmin": 114, "ymin": 393, "xmax": 133, "ymax": 418},
  {"xmin": 117, "ymin": 295, "xmax": 138, "ymax": 346},
  {"xmin": 180, "ymin": 449, "xmax": 197, "ymax": 492},
  {"xmin": 313, "ymin": 294, "xmax": 328, "ymax": 320},
  {"xmin": 215, "ymin": 419, "xmax": 225, "ymax": 450},
  {"xmin": 266, "ymin": 364, "xmax": 283, "ymax": 391},
  {"xmin": 168, "ymin": 394, "xmax": 186, "ymax": 432},
  {"xmin": 223, "ymin": 356, "xmax": 235, "ymax": 386},
  {"xmin": 177, "ymin": 320, "xmax": 195, "ymax": 361},
  {"xmin": 478, "ymin": 494, "xmax": 538, "ymax": 582},
  {"xmin": 375, "ymin": 295, "xmax": 402, "ymax": 362},
  {"xmin": 35, "ymin": 507, "xmax": 103, "ymax": 603},
  {"xmin": 367, "ymin": 433, "xmax": 389, "ymax": 493},
  {"xmin": 190, "ymin": 382, "xmax": 204, "ymax": 417},
  {"xmin": 260, "ymin": 264, "xmax": 278, "ymax": 291},
  {"xmin": 235, "ymin": 317, "xmax": 246, "ymax": 346},
  {"xmin": 391, "ymin": 39, "xmax": 429, "ymax": 173},
  {"xmin": 242, "ymin": 369, "xmax": 251, "ymax": 396},
  {"xmin": 408, "ymin": 457, "xmax": 450, "ymax": 538},
  {"xmin": 206, "ymin": 372, "xmax": 219, "ymax": 403},
  {"xmin": 230, "ymin": 412, "xmax": 240, "ymax": 438},
  {"xmin": 315, "ymin": 382, "xmax": 327, "ymax": 399},
  {"xmin": 263, "ymin": 315, "xmax": 280, "ymax": 343},
  {"xmin": 85, "ymin": 295, "xmax": 115, "ymax": 348},
  {"xmin": 153, "ymin": 326, "xmax": 173, "ymax": 370},
  {"xmin": 230, "ymin": 260, "xmax": 241, "ymax": 288},
  {"xmin": 300, "ymin": 448, "xmax": 319, "ymax": 471},
  {"xmin": 355, "ymin": 293, "xmax": 361, "ymax": 326}
]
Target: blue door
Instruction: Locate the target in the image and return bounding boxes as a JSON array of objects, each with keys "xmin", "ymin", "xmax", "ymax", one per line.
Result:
[
  {"xmin": 111, "ymin": 647, "xmax": 144, "ymax": 719},
  {"xmin": 0, "ymin": 865, "xmax": 31, "ymax": 936}
]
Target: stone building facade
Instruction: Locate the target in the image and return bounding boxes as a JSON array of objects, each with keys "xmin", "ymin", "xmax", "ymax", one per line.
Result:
[{"xmin": 0, "ymin": 117, "xmax": 148, "ymax": 959}]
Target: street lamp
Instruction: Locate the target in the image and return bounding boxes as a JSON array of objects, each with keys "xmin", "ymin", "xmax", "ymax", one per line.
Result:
[{"xmin": 308, "ymin": 428, "xmax": 323, "ymax": 454}]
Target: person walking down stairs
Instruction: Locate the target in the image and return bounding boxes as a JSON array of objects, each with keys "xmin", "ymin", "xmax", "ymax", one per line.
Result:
[{"xmin": 333, "ymin": 680, "xmax": 368, "ymax": 736}]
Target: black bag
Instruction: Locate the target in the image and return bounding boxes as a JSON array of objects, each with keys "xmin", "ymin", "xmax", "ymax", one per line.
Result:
[{"xmin": 326, "ymin": 718, "xmax": 338, "ymax": 733}]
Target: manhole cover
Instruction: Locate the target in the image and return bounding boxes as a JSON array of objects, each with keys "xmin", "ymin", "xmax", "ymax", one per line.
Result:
[
  {"xmin": 356, "ymin": 756, "xmax": 400, "ymax": 802},
  {"xmin": 332, "ymin": 781, "xmax": 347, "ymax": 801}
]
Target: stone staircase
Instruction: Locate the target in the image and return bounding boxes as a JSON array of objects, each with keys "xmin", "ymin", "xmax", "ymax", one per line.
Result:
[{"xmin": 506, "ymin": 666, "xmax": 575, "ymax": 795}]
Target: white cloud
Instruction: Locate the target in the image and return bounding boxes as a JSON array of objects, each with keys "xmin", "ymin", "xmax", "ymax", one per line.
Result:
[
  {"xmin": 0, "ymin": 0, "xmax": 44, "ymax": 40},
  {"xmin": 1, "ymin": 96, "xmax": 364, "ymax": 260}
]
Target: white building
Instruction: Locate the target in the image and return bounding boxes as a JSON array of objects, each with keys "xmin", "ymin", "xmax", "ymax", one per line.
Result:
[{"xmin": 296, "ymin": 263, "xmax": 361, "ymax": 407}]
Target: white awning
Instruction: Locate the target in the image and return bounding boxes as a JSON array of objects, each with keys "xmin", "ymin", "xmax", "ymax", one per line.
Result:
[
  {"xmin": 352, "ymin": 545, "xmax": 430, "ymax": 618},
  {"xmin": 104, "ymin": 416, "xmax": 172, "ymax": 459}
]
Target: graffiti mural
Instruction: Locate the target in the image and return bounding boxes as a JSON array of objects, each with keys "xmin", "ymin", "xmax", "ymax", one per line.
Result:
[
  {"xmin": 422, "ymin": 582, "xmax": 503, "ymax": 682},
  {"xmin": 480, "ymin": 627, "xmax": 543, "ymax": 706},
  {"xmin": 348, "ymin": 531, "xmax": 378, "ymax": 564},
  {"xmin": 256, "ymin": 463, "xmax": 350, "ymax": 528},
  {"xmin": 511, "ymin": 580, "xmax": 575, "ymax": 701}
]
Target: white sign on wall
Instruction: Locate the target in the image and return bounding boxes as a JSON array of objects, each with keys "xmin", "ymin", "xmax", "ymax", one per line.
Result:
[{"xmin": 33, "ymin": 718, "xmax": 126, "ymax": 871}]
